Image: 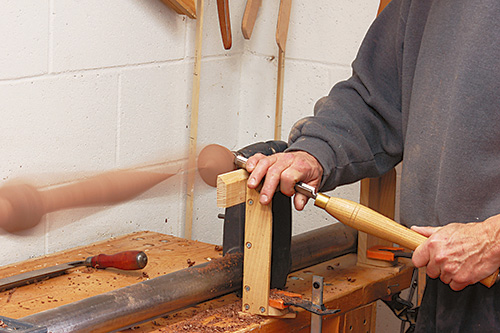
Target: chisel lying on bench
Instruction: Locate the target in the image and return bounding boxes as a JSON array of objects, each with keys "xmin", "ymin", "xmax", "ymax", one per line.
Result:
[{"xmin": 0, "ymin": 250, "xmax": 147, "ymax": 292}]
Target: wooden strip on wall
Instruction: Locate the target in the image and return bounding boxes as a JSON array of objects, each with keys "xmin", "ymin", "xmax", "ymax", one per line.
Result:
[{"xmin": 184, "ymin": 0, "xmax": 204, "ymax": 240}]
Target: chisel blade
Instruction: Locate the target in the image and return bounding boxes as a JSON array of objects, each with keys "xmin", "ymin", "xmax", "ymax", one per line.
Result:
[{"xmin": 0, "ymin": 261, "xmax": 84, "ymax": 292}]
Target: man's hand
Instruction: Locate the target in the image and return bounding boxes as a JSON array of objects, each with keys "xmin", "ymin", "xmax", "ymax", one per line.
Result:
[
  {"xmin": 245, "ymin": 151, "xmax": 323, "ymax": 210},
  {"xmin": 411, "ymin": 215, "xmax": 500, "ymax": 291}
]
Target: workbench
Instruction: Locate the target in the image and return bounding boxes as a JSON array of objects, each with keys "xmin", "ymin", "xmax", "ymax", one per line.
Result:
[{"xmin": 0, "ymin": 231, "xmax": 412, "ymax": 332}]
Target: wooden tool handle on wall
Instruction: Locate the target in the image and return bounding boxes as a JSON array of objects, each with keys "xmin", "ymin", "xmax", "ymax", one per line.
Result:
[
  {"xmin": 242, "ymin": 0, "xmax": 261, "ymax": 39},
  {"xmin": 216, "ymin": 0, "xmax": 232, "ymax": 49},
  {"xmin": 315, "ymin": 195, "xmax": 498, "ymax": 287},
  {"xmin": 274, "ymin": 0, "xmax": 292, "ymax": 141}
]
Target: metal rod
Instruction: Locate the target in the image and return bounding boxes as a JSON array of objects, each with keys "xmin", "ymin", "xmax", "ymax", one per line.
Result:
[
  {"xmin": 291, "ymin": 222, "xmax": 357, "ymax": 272},
  {"xmin": 22, "ymin": 254, "xmax": 243, "ymax": 333},
  {"xmin": 310, "ymin": 275, "xmax": 324, "ymax": 333},
  {"xmin": 21, "ymin": 224, "xmax": 357, "ymax": 332}
]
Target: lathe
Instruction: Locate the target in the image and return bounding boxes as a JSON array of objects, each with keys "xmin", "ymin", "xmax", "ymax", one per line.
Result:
[{"xmin": 0, "ymin": 141, "xmax": 424, "ymax": 332}]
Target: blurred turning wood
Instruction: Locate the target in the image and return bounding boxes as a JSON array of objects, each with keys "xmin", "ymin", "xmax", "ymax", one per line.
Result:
[{"xmin": 0, "ymin": 169, "xmax": 174, "ymax": 233}]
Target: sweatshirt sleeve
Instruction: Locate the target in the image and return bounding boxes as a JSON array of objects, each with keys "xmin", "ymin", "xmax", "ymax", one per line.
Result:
[{"xmin": 287, "ymin": 0, "xmax": 409, "ymax": 191}]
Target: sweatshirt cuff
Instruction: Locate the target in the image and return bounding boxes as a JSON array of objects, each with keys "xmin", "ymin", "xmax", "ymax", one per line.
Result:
[{"xmin": 286, "ymin": 136, "xmax": 338, "ymax": 191}]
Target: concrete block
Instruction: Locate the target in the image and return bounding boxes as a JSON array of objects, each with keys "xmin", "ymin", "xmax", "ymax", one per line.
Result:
[
  {"xmin": 281, "ymin": 60, "xmax": 333, "ymax": 140},
  {"xmin": 286, "ymin": 0, "xmax": 378, "ymax": 65},
  {"xmin": 51, "ymin": 0, "xmax": 186, "ymax": 72},
  {"xmin": 118, "ymin": 62, "xmax": 190, "ymax": 167},
  {"xmin": 0, "ymin": 225, "xmax": 46, "ymax": 266},
  {"xmin": 0, "ymin": 1, "xmax": 48, "ymax": 79},
  {"xmin": 244, "ymin": 0, "xmax": 378, "ymax": 65},
  {"xmin": 0, "ymin": 71, "xmax": 118, "ymax": 186},
  {"xmin": 190, "ymin": 181, "xmax": 223, "ymax": 246},
  {"xmin": 329, "ymin": 65, "xmax": 353, "ymax": 87},
  {"xmin": 238, "ymin": 54, "xmax": 277, "ymax": 145},
  {"xmin": 196, "ymin": 57, "xmax": 240, "ymax": 148}
]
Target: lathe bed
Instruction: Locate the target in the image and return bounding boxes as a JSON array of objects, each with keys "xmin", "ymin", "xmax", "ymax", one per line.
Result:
[{"xmin": 0, "ymin": 231, "xmax": 412, "ymax": 332}]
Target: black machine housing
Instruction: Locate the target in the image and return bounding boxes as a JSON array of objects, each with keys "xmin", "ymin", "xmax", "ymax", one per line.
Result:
[{"xmin": 222, "ymin": 141, "xmax": 292, "ymax": 289}]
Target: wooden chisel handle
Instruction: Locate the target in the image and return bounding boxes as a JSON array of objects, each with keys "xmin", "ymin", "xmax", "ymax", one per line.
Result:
[
  {"xmin": 314, "ymin": 194, "xmax": 498, "ymax": 287},
  {"xmin": 85, "ymin": 251, "xmax": 148, "ymax": 270}
]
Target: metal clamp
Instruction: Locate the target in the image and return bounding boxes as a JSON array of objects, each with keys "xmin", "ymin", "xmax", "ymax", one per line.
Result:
[
  {"xmin": 268, "ymin": 275, "xmax": 339, "ymax": 333},
  {"xmin": 382, "ymin": 269, "xmax": 419, "ymax": 333}
]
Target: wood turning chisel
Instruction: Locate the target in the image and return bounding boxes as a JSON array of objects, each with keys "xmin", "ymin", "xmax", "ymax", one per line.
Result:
[
  {"xmin": 198, "ymin": 142, "xmax": 499, "ymax": 288},
  {"xmin": 0, "ymin": 250, "xmax": 148, "ymax": 292}
]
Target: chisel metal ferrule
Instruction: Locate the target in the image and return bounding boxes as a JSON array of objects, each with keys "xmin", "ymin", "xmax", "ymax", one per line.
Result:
[
  {"xmin": 314, "ymin": 193, "xmax": 330, "ymax": 209},
  {"xmin": 234, "ymin": 154, "xmax": 248, "ymax": 169}
]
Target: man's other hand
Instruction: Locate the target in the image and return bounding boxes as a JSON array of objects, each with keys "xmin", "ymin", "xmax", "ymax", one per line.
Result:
[{"xmin": 412, "ymin": 216, "xmax": 500, "ymax": 291}]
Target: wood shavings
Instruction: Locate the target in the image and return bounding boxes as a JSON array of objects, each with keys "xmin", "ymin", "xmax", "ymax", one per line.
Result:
[
  {"xmin": 160, "ymin": 300, "xmax": 264, "ymax": 332},
  {"xmin": 6, "ymin": 288, "xmax": 16, "ymax": 303}
]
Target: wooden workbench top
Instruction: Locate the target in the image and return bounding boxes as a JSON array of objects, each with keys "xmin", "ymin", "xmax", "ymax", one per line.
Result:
[
  {"xmin": 0, "ymin": 232, "xmax": 413, "ymax": 332},
  {"xmin": 0, "ymin": 231, "xmax": 222, "ymax": 319}
]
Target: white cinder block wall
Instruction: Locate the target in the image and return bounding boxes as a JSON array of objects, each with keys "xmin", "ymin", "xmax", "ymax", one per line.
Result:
[{"xmin": 0, "ymin": 0, "xmax": 401, "ymax": 331}]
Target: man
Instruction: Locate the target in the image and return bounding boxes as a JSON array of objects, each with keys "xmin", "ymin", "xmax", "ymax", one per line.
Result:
[{"xmin": 245, "ymin": 0, "xmax": 500, "ymax": 331}]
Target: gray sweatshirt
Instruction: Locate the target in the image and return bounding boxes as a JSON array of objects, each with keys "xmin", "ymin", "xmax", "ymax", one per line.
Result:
[{"xmin": 288, "ymin": 0, "xmax": 500, "ymax": 331}]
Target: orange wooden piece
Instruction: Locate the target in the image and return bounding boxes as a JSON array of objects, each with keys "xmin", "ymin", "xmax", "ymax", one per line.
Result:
[
  {"xmin": 366, "ymin": 245, "xmax": 405, "ymax": 262},
  {"xmin": 268, "ymin": 290, "xmax": 302, "ymax": 310}
]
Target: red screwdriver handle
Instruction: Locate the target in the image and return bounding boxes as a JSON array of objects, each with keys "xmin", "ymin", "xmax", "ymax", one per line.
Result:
[{"xmin": 85, "ymin": 251, "xmax": 148, "ymax": 270}]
